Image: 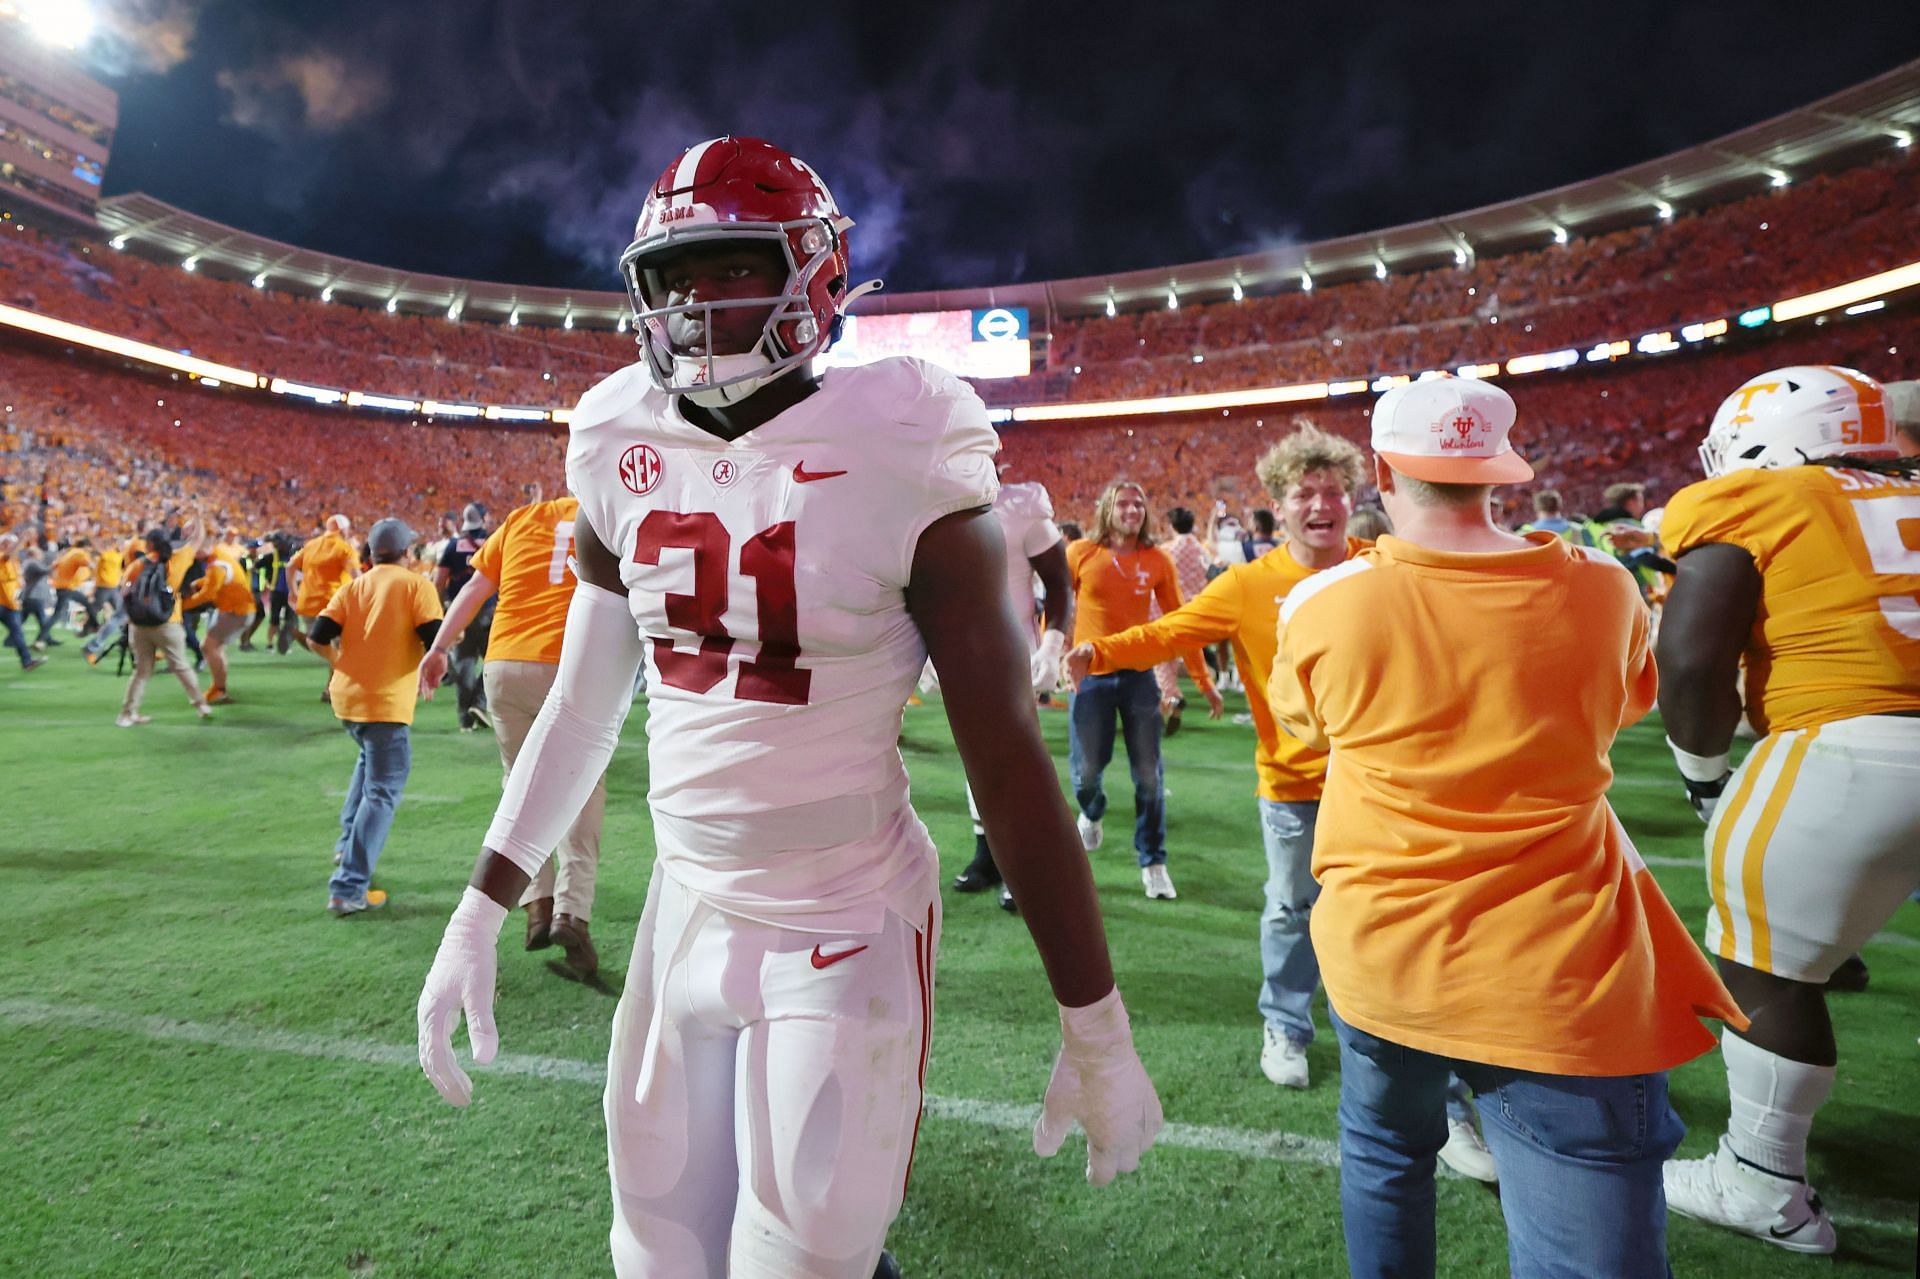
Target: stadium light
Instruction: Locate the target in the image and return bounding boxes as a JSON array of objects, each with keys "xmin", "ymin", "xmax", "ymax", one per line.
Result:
[
  {"xmin": 1656, "ymin": 201, "xmax": 1674, "ymax": 221},
  {"xmin": 109, "ymin": 235, "xmax": 127, "ymax": 250},
  {"xmin": 1373, "ymin": 260, "xmax": 1387, "ymax": 280},
  {"xmin": 1453, "ymin": 247, "xmax": 1468, "ymax": 267},
  {"xmin": 1104, "ymin": 295, "xmax": 1116, "ymax": 318},
  {"xmin": 422, "ymin": 400, "xmax": 484, "ymax": 418},
  {"xmin": 251, "ymin": 273, "xmax": 266, "ymax": 289},
  {"xmin": 1771, "ymin": 258, "xmax": 1920, "ymax": 321},
  {"xmin": 563, "ymin": 313, "xmax": 574, "ymax": 329},
  {"xmin": 1680, "ymin": 319, "xmax": 1729, "ymax": 343},
  {"xmin": 345, "ymin": 392, "xmax": 417, "ymax": 412},
  {"xmin": 181, "ymin": 257, "xmax": 198, "ymax": 273},
  {"xmin": 509, "ymin": 309, "xmax": 521, "ymax": 326},
  {"xmin": 20, "ymin": 0, "xmax": 95, "ymax": 48},
  {"xmin": 1166, "ymin": 288, "xmax": 1179, "ymax": 311},
  {"xmin": 1844, "ymin": 300, "xmax": 1886, "ymax": 316},
  {"xmin": 269, "ymin": 378, "xmax": 345, "ymax": 405},
  {"xmin": 384, "ymin": 297, "xmax": 398, "ymax": 313},
  {"xmin": 616, "ymin": 315, "xmax": 628, "ymax": 332},
  {"xmin": 1011, "ymin": 380, "xmax": 1328, "ymax": 422},
  {"xmin": 1230, "ymin": 280, "xmax": 1244, "ymax": 302},
  {"xmin": 1327, "ymin": 379, "xmax": 1368, "ymax": 396},
  {"xmin": 1895, "ymin": 132, "xmax": 1914, "ymax": 150},
  {"xmin": 1300, "ymin": 272, "xmax": 1314, "ymax": 293},
  {"xmin": 447, "ymin": 302, "xmax": 462, "ymax": 321},
  {"xmin": 0, "ymin": 301, "xmax": 259, "ymax": 384},
  {"xmin": 1505, "ymin": 349, "xmax": 1580, "ymax": 376},
  {"xmin": 1551, "ymin": 226, "xmax": 1569, "ymax": 245},
  {"xmin": 321, "ymin": 286, "xmax": 334, "ymax": 302},
  {"xmin": 1768, "ymin": 170, "xmax": 1791, "ymax": 188}
]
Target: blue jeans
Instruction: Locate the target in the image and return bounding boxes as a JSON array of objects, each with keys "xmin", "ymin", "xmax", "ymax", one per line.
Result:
[
  {"xmin": 1068, "ymin": 669, "xmax": 1165, "ymax": 865},
  {"xmin": 1259, "ymin": 799, "xmax": 1323, "ymax": 1045},
  {"xmin": 1331, "ymin": 1008, "xmax": 1684, "ymax": 1279},
  {"xmin": 328, "ymin": 721, "xmax": 411, "ymax": 899}
]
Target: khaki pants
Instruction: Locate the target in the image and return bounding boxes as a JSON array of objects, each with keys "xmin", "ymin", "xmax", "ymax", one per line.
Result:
[
  {"xmin": 122, "ymin": 622, "xmax": 205, "ymax": 717},
  {"xmin": 485, "ymin": 659, "xmax": 605, "ymax": 920}
]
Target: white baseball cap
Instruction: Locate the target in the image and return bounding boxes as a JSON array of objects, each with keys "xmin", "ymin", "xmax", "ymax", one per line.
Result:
[{"xmin": 1372, "ymin": 375, "xmax": 1533, "ymax": 484}]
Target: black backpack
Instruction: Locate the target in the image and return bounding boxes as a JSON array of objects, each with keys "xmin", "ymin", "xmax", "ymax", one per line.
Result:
[{"xmin": 124, "ymin": 561, "xmax": 176, "ymax": 626}]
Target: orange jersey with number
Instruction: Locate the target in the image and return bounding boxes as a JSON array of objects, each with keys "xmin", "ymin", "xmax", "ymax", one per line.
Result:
[
  {"xmin": 1661, "ymin": 465, "xmax": 1920, "ymax": 734},
  {"xmin": 470, "ymin": 497, "xmax": 581, "ymax": 665}
]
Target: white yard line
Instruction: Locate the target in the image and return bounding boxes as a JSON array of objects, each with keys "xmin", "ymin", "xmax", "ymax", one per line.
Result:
[{"xmin": 0, "ymin": 998, "xmax": 1911, "ymax": 1233}]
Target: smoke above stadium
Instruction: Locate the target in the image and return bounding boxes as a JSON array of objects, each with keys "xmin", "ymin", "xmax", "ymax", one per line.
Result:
[{"xmin": 85, "ymin": 0, "xmax": 1920, "ymax": 294}]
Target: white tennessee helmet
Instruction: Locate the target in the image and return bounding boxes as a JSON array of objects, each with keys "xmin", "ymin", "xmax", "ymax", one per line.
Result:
[{"xmin": 1698, "ymin": 365, "xmax": 1894, "ymax": 478}]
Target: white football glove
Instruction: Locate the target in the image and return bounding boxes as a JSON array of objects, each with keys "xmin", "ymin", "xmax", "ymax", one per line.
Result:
[
  {"xmin": 1030, "ymin": 628, "xmax": 1067, "ymax": 695},
  {"xmin": 1033, "ymin": 987, "xmax": 1163, "ymax": 1185},
  {"xmin": 417, "ymin": 886, "xmax": 509, "ymax": 1106}
]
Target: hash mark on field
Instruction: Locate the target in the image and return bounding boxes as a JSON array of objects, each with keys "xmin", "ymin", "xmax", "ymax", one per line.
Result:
[
  {"xmin": 322, "ymin": 789, "xmax": 465, "ymax": 805},
  {"xmin": 1, "ymin": 999, "xmax": 1913, "ymax": 1235}
]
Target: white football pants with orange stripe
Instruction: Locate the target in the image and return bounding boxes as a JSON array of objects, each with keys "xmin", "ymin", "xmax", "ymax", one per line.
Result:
[
  {"xmin": 606, "ymin": 863, "xmax": 937, "ymax": 1279},
  {"xmin": 1703, "ymin": 713, "xmax": 1920, "ymax": 982}
]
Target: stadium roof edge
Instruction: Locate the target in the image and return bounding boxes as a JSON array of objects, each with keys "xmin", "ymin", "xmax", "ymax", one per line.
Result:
[{"xmin": 89, "ymin": 57, "xmax": 1920, "ymax": 330}]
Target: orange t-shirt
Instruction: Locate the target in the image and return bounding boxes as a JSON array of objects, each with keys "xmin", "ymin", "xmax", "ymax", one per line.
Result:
[
  {"xmin": 96, "ymin": 548, "xmax": 124, "ymax": 588},
  {"xmin": 293, "ymin": 532, "xmax": 358, "ymax": 617},
  {"xmin": 49, "ymin": 547, "xmax": 92, "ymax": 590},
  {"xmin": 1066, "ymin": 539, "xmax": 1209, "ymax": 686},
  {"xmin": 321, "ymin": 564, "xmax": 444, "ymax": 725},
  {"xmin": 1092, "ymin": 539, "xmax": 1368, "ymax": 801},
  {"xmin": 183, "ymin": 554, "xmax": 257, "ymax": 616},
  {"xmin": 1660, "ymin": 464, "xmax": 1920, "ymax": 734},
  {"xmin": 1270, "ymin": 532, "xmax": 1742, "ymax": 1075},
  {"xmin": 470, "ymin": 497, "xmax": 580, "ymax": 665}
]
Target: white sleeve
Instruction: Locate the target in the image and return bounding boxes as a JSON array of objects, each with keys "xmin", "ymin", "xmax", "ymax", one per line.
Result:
[{"xmin": 481, "ymin": 581, "xmax": 643, "ymax": 875}]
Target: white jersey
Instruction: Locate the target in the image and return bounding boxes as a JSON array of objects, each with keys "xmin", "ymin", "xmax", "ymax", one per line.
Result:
[
  {"xmin": 993, "ymin": 480, "xmax": 1061, "ymax": 646},
  {"xmin": 568, "ymin": 357, "xmax": 999, "ymax": 930}
]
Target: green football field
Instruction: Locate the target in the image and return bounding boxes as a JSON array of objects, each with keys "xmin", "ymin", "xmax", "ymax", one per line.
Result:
[{"xmin": 1, "ymin": 642, "xmax": 1914, "ymax": 1278}]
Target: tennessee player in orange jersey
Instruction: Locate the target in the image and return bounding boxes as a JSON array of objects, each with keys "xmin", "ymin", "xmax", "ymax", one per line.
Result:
[
  {"xmin": 418, "ymin": 494, "xmax": 609, "ymax": 978},
  {"xmin": 1065, "ymin": 480, "xmax": 1215, "ymax": 900},
  {"xmin": 1656, "ymin": 366, "xmax": 1920, "ymax": 1255}
]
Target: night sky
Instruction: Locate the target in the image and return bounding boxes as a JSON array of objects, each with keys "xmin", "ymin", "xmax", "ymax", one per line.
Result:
[{"xmin": 84, "ymin": 0, "xmax": 1920, "ymax": 295}]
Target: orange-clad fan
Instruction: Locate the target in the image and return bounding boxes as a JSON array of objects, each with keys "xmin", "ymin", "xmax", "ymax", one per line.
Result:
[
  {"xmin": 48, "ymin": 541, "xmax": 99, "ymax": 634},
  {"xmin": 1268, "ymin": 376, "xmax": 1742, "ymax": 1279},
  {"xmin": 181, "ymin": 534, "xmax": 259, "ymax": 705},
  {"xmin": 418, "ymin": 495, "xmax": 607, "ymax": 977},
  {"xmin": 1064, "ymin": 481, "xmax": 1213, "ymax": 901},
  {"xmin": 307, "ymin": 518, "xmax": 444, "ymax": 916},
  {"xmin": 289, "ymin": 514, "xmax": 359, "ymax": 700},
  {"xmin": 1, "ymin": 532, "xmax": 45, "ymax": 670}
]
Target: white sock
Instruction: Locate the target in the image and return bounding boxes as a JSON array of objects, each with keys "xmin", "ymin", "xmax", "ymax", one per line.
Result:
[{"xmin": 1721, "ymin": 1031, "xmax": 1835, "ymax": 1181}]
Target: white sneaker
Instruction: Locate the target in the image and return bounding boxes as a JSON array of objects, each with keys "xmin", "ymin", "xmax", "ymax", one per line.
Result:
[
  {"xmin": 1141, "ymin": 864, "xmax": 1177, "ymax": 900},
  {"xmin": 1664, "ymin": 1136, "xmax": 1836, "ymax": 1255},
  {"xmin": 1259, "ymin": 1024, "xmax": 1309, "ymax": 1088},
  {"xmin": 115, "ymin": 713, "xmax": 150, "ymax": 728},
  {"xmin": 1439, "ymin": 1117, "xmax": 1499, "ymax": 1183},
  {"xmin": 1076, "ymin": 813, "xmax": 1103, "ymax": 851}
]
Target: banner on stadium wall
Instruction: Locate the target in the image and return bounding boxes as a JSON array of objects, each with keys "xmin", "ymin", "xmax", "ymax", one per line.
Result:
[{"xmin": 821, "ymin": 307, "xmax": 1032, "ymax": 379}]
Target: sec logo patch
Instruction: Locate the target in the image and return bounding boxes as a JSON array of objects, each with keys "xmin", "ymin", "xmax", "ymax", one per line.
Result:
[
  {"xmin": 619, "ymin": 444, "xmax": 663, "ymax": 496},
  {"xmin": 711, "ymin": 458, "xmax": 738, "ymax": 488}
]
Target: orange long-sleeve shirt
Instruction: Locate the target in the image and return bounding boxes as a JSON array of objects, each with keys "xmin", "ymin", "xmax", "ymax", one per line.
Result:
[
  {"xmin": 1091, "ymin": 539, "xmax": 1365, "ymax": 801},
  {"xmin": 1066, "ymin": 538, "xmax": 1210, "ymax": 687},
  {"xmin": 1270, "ymin": 533, "xmax": 1743, "ymax": 1075}
]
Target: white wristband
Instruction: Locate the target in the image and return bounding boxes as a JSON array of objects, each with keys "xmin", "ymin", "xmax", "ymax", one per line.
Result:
[{"xmin": 1667, "ymin": 736, "xmax": 1730, "ymax": 782}]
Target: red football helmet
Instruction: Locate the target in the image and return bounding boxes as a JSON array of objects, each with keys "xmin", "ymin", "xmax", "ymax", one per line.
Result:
[{"xmin": 618, "ymin": 136, "xmax": 882, "ymax": 406}]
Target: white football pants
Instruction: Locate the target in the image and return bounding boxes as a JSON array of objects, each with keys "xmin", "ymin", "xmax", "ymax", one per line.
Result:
[
  {"xmin": 606, "ymin": 864, "xmax": 938, "ymax": 1278},
  {"xmin": 1704, "ymin": 713, "xmax": 1920, "ymax": 981}
]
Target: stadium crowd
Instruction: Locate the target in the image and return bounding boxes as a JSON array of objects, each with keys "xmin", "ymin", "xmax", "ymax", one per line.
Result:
[{"xmin": 0, "ymin": 154, "xmax": 1912, "ymax": 425}]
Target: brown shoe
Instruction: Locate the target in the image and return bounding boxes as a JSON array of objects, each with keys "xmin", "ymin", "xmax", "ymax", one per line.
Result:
[
  {"xmin": 549, "ymin": 914, "xmax": 598, "ymax": 978},
  {"xmin": 524, "ymin": 897, "xmax": 554, "ymax": 951}
]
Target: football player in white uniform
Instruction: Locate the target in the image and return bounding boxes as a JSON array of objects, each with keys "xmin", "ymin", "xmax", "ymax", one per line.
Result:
[
  {"xmin": 951, "ymin": 473, "xmax": 1071, "ymax": 912},
  {"xmin": 1655, "ymin": 366, "xmax": 1920, "ymax": 1255},
  {"xmin": 414, "ymin": 137, "xmax": 1161, "ymax": 1279}
]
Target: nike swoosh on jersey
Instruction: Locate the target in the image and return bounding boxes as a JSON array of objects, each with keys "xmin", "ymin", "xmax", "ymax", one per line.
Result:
[
  {"xmin": 809, "ymin": 943, "xmax": 869, "ymax": 969},
  {"xmin": 793, "ymin": 462, "xmax": 849, "ymax": 484}
]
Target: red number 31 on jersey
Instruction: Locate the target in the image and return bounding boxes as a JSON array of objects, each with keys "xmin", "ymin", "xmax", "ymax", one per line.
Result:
[{"xmin": 631, "ymin": 511, "xmax": 810, "ymax": 705}]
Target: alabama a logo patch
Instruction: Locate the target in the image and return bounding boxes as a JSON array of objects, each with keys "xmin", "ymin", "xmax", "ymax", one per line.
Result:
[
  {"xmin": 711, "ymin": 458, "xmax": 738, "ymax": 488},
  {"xmin": 619, "ymin": 443, "xmax": 663, "ymax": 496}
]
